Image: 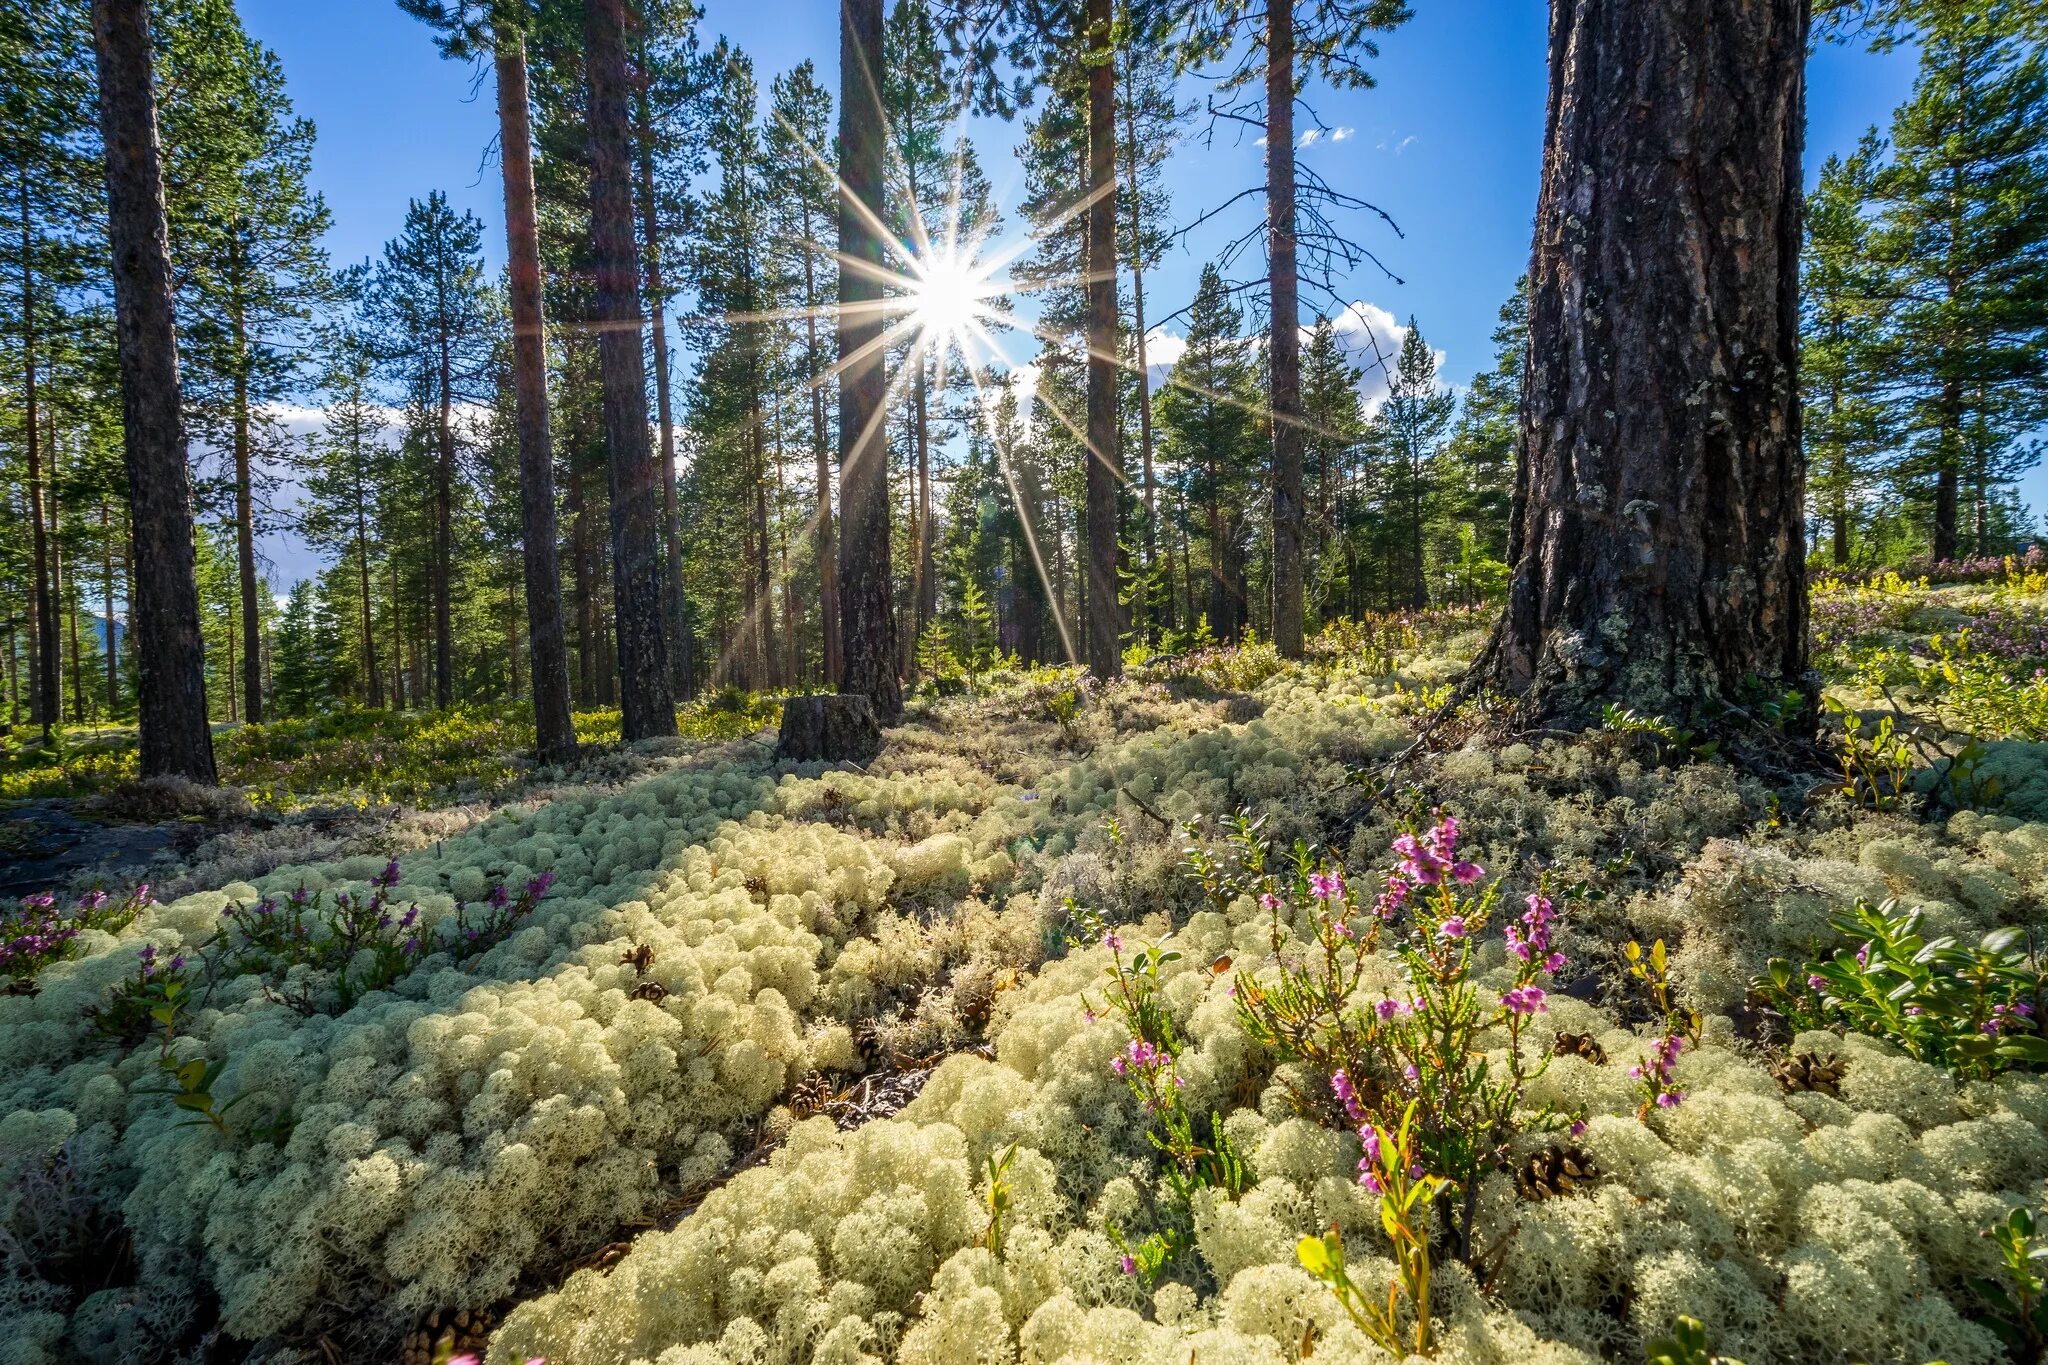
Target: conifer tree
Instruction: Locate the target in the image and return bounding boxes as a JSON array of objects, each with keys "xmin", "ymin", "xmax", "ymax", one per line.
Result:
[
  {"xmin": 158, "ymin": 0, "xmax": 330, "ymax": 725},
  {"xmin": 584, "ymin": 0, "xmax": 675, "ymax": 738},
  {"xmin": 1175, "ymin": 0, "xmax": 1411, "ymax": 659},
  {"xmin": 91, "ymin": 0, "xmax": 217, "ymax": 781},
  {"xmin": 1363, "ymin": 317, "xmax": 1452, "ymax": 608},
  {"xmin": 300, "ymin": 304, "xmax": 390, "ymax": 709},
  {"xmin": 1802, "ymin": 145, "xmax": 1892, "ymax": 566},
  {"xmin": 1297, "ymin": 316, "xmax": 1363, "ymax": 625}
]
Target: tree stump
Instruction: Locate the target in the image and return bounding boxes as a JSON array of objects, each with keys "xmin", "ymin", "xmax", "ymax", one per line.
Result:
[{"xmin": 776, "ymin": 694, "xmax": 883, "ymax": 764}]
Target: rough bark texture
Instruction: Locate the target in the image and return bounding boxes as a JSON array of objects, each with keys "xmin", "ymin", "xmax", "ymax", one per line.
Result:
[
  {"xmin": 804, "ymin": 248, "xmax": 842, "ymax": 686},
  {"xmin": 1082, "ymin": 0, "xmax": 1122, "ymax": 680},
  {"xmin": 92, "ymin": 0, "xmax": 217, "ymax": 783},
  {"xmin": 1483, "ymin": 0, "xmax": 1812, "ymax": 728},
  {"xmin": 231, "ymin": 306, "xmax": 262, "ymax": 723},
  {"xmin": 1265, "ymin": 2, "xmax": 1305, "ymax": 660},
  {"xmin": 635, "ymin": 69, "xmax": 692, "ymax": 699},
  {"xmin": 837, "ymin": 0, "xmax": 901, "ymax": 722},
  {"xmin": 496, "ymin": 25, "xmax": 577, "ymax": 764},
  {"xmin": 775, "ymin": 693, "xmax": 882, "ymax": 765},
  {"xmin": 18, "ymin": 178, "xmax": 57, "ymax": 737},
  {"xmin": 584, "ymin": 0, "xmax": 675, "ymax": 739},
  {"xmin": 1122, "ymin": 80, "xmax": 1157, "ymax": 627}
]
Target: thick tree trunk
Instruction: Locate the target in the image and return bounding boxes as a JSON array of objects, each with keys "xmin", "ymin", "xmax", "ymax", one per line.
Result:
[
  {"xmin": 91, "ymin": 0, "xmax": 216, "ymax": 782},
  {"xmin": 495, "ymin": 23, "xmax": 577, "ymax": 762},
  {"xmin": 635, "ymin": 67, "xmax": 691, "ymax": 700},
  {"xmin": 18, "ymin": 178, "xmax": 57, "ymax": 739},
  {"xmin": 837, "ymin": 0, "xmax": 900, "ymax": 721},
  {"xmin": 1266, "ymin": 3, "xmax": 1305, "ymax": 659},
  {"xmin": 584, "ymin": 0, "xmax": 675, "ymax": 739},
  {"xmin": 1483, "ymin": 0, "xmax": 1811, "ymax": 728},
  {"xmin": 1083, "ymin": 0, "xmax": 1122, "ymax": 680}
]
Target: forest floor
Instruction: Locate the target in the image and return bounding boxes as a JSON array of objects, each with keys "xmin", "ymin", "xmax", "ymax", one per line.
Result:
[{"xmin": 2, "ymin": 571, "xmax": 2047, "ymax": 1365}]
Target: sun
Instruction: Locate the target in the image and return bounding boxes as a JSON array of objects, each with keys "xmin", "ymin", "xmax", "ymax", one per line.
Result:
[{"xmin": 908, "ymin": 249, "xmax": 995, "ymax": 350}]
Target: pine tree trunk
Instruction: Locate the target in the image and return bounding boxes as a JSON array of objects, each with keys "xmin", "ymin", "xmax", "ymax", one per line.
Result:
[
  {"xmin": 912, "ymin": 357, "xmax": 933, "ymax": 661},
  {"xmin": 1932, "ymin": 379, "xmax": 1960, "ymax": 562},
  {"xmin": 837, "ymin": 0, "xmax": 901, "ymax": 721},
  {"xmin": 495, "ymin": 22, "xmax": 577, "ymax": 762},
  {"xmin": 1266, "ymin": 2, "xmax": 1305, "ymax": 659},
  {"xmin": 1083, "ymin": 0, "xmax": 1122, "ymax": 680},
  {"xmin": 18, "ymin": 176, "xmax": 58, "ymax": 739},
  {"xmin": 1122, "ymin": 77, "xmax": 1157, "ymax": 637},
  {"xmin": 584, "ymin": 0, "xmax": 675, "ymax": 738},
  {"xmin": 805, "ymin": 241, "xmax": 842, "ymax": 685},
  {"xmin": 434, "ymin": 339, "xmax": 455, "ymax": 709},
  {"xmin": 231, "ymin": 283, "xmax": 263, "ymax": 724},
  {"xmin": 91, "ymin": 0, "xmax": 216, "ymax": 782},
  {"xmin": 102, "ymin": 500, "xmax": 117, "ymax": 715},
  {"xmin": 635, "ymin": 65, "xmax": 691, "ymax": 699},
  {"xmin": 1483, "ymin": 0, "xmax": 1811, "ymax": 728}
]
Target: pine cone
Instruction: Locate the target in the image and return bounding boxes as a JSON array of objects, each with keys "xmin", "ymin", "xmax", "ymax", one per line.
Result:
[
  {"xmin": 788, "ymin": 1072, "xmax": 834, "ymax": 1118},
  {"xmin": 629, "ymin": 981, "xmax": 668, "ymax": 1004},
  {"xmin": 1553, "ymin": 1030, "xmax": 1607, "ymax": 1065},
  {"xmin": 3, "ymin": 977, "xmax": 40, "ymax": 998},
  {"xmin": 399, "ymin": 1307, "xmax": 494, "ymax": 1365},
  {"xmin": 1771, "ymin": 1050, "xmax": 1847, "ymax": 1097},
  {"xmin": 1515, "ymin": 1143, "xmax": 1598, "ymax": 1203}
]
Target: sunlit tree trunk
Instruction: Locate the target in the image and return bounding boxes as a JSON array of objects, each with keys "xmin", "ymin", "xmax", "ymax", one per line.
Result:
[
  {"xmin": 91, "ymin": 0, "xmax": 216, "ymax": 781},
  {"xmin": 635, "ymin": 61, "xmax": 691, "ymax": 698},
  {"xmin": 584, "ymin": 0, "xmax": 675, "ymax": 738},
  {"xmin": 1266, "ymin": 1, "xmax": 1305, "ymax": 659},
  {"xmin": 1082, "ymin": 0, "xmax": 1122, "ymax": 679},
  {"xmin": 838, "ymin": 0, "xmax": 901, "ymax": 720},
  {"xmin": 18, "ymin": 177, "xmax": 57, "ymax": 739},
  {"xmin": 1483, "ymin": 0, "xmax": 1811, "ymax": 728},
  {"xmin": 494, "ymin": 21, "xmax": 576, "ymax": 760}
]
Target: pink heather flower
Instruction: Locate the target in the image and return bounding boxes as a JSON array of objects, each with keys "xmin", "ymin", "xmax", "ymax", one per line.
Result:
[
  {"xmin": 1438, "ymin": 917, "xmax": 1468, "ymax": 940},
  {"xmin": 1358, "ymin": 1123, "xmax": 1382, "ymax": 1168},
  {"xmin": 1361, "ymin": 1170, "xmax": 1384, "ymax": 1194},
  {"xmin": 1374, "ymin": 876, "xmax": 1410, "ymax": 920},
  {"xmin": 1855, "ymin": 942, "xmax": 1872, "ymax": 968},
  {"xmin": 1450, "ymin": 861, "xmax": 1485, "ymax": 884},
  {"xmin": 1501, "ymin": 985, "xmax": 1547, "ymax": 1015},
  {"xmin": 1655, "ymin": 1091, "xmax": 1682, "ymax": 1108},
  {"xmin": 1408, "ymin": 1162, "xmax": 1424, "ymax": 1179},
  {"xmin": 22, "ymin": 892, "xmax": 54, "ymax": 910},
  {"xmin": 1544, "ymin": 951, "xmax": 1567, "ymax": 973},
  {"xmin": 1084, "ymin": 1007, "xmax": 1097, "ymax": 1024},
  {"xmin": 1258, "ymin": 892, "xmax": 1282, "ymax": 913},
  {"xmin": 1128, "ymin": 1040, "xmax": 1159, "ymax": 1068},
  {"xmin": 1375, "ymin": 997, "xmax": 1404, "ymax": 1020},
  {"xmin": 1807, "ymin": 974, "xmax": 1827, "ymax": 991},
  {"xmin": 1119, "ymin": 1254, "xmax": 1138, "ymax": 1276},
  {"xmin": 1569, "ymin": 1119, "xmax": 1587, "ymax": 1138},
  {"xmin": 1404, "ymin": 1064, "xmax": 1419, "ymax": 1084},
  {"xmin": 1308, "ymin": 871, "xmax": 1344, "ymax": 902},
  {"xmin": 77, "ymin": 890, "xmax": 108, "ymax": 911},
  {"xmin": 1628, "ymin": 1064, "xmax": 1644, "ymax": 1080},
  {"xmin": 1110, "ymin": 1056, "xmax": 1128, "ymax": 1077},
  {"xmin": 1103, "ymin": 931, "xmax": 1124, "ymax": 952}
]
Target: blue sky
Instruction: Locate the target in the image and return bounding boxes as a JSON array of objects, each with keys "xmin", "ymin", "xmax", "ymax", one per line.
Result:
[{"xmin": 241, "ymin": 0, "xmax": 2021, "ymax": 584}]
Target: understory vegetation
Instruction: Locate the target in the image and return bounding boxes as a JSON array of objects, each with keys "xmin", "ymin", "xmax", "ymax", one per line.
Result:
[{"xmin": 0, "ymin": 572, "xmax": 2043, "ymax": 1364}]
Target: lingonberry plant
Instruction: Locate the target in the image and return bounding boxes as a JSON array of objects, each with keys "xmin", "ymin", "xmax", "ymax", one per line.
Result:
[{"xmin": 1758, "ymin": 898, "xmax": 2048, "ymax": 1079}]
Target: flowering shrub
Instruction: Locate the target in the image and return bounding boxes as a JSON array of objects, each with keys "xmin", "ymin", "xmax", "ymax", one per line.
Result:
[
  {"xmin": 0, "ymin": 886, "xmax": 152, "ymax": 981},
  {"xmin": 1758, "ymin": 897, "xmax": 2048, "ymax": 1079},
  {"xmin": 1226, "ymin": 811, "xmax": 1576, "ymax": 1263}
]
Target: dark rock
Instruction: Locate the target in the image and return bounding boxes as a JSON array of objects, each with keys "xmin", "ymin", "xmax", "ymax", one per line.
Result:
[{"xmin": 776, "ymin": 695, "xmax": 883, "ymax": 764}]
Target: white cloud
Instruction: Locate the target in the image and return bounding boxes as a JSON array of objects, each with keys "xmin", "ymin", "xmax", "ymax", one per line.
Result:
[
  {"xmin": 1297, "ymin": 128, "xmax": 1322, "ymax": 148},
  {"xmin": 1330, "ymin": 126, "xmax": 1356, "ymax": 143}
]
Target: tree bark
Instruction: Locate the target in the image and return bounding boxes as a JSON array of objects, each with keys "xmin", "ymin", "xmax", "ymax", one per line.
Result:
[
  {"xmin": 230, "ymin": 262, "xmax": 263, "ymax": 724},
  {"xmin": 635, "ymin": 61, "xmax": 691, "ymax": 699},
  {"xmin": 495, "ymin": 22, "xmax": 577, "ymax": 762},
  {"xmin": 803, "ymin": 229, "xmax": 842, "ymax": 686},
  {"xmin": 1082, "ymin": 0, "xmax": 1122, "ymax": 679},
  {"xmin": 18, "ymin": 176, "xmax": 58, "ymax": 739},
  {"xmin": 584, "ymin": 0, "xmax": 675, "ymax": 739},
  {"xmin": 1122, "ymin": 70, "xmax": 1157, "ymax": 636},
  {"xmin": 838, "ymin": 0, "xmax": 900, "ymax": 721},
  {"xmin": 1483, "ymin": 0, "xmax": 1811, "ymax": 728},
  {"xmin": 102, "ymin": 500, "xmax": 117, "ymax": 715},
  {"xmin": 91, "ymin": 0, "xmax": 216, "ymax": 782},
  {"xmin": 1266, "ymin": 2, "xmax": 1305, "ymax": 659},
  {"xmin": 1932, "ymin": 379, "xmax": 1960, "ymax": 562}
]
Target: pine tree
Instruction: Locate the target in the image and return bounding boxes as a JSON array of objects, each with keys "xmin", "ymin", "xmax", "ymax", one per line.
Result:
[
  {"xmin": 1297, "ymin": 316, "xmax": 1363, "ymax": 625},
  {"xmin": 363, "ymin": 192, "xmax": 493, "ymax": 711},
  {"xmin": 91, "ymin": 0, "xmax": 217, "ymax": 780},
  {"xmin": 1363, "ymin": 317, "xmax": 1453, "ymax": 608},
  {"xmin": 1866, "ymin": 5, "xmax": 2048, "ymax": 560},
  {"xmin": 583, "ymin": 0, "xmax": 675, "ymax": 738},
  {"xmin": 1439, "ymin": 281, "xmax": 1523, "ymax": 572},
  {"xmin": 1175, "ymin": 0, "xmax": 1412, "ymax": 658},
  {"xmin": 158, "ymin": 0, "xmax": 330, "ymax": 725},
  {"xmin": 1802, "ymin": 145, "xmax": 1892, "ymax": 566},
  {"xmin": 269, "ymin": 578, "xmax": 325, "ymax": 717},
  {"xmin": 300, "ymin": 304, "xmax": 390, "ymax": 709},
  {"xmin": 1483, "ymin": 0, "xmax": 1810, "ymax": 730},
  {"xmin": 1156, "ymin": 264, "xmax": 1263, "ymax": 639}
]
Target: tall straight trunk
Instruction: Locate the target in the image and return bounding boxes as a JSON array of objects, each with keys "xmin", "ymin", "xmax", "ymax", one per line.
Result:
[
  {"xmin": 390, "ymin": 555, "xmax": 405, "ymax": 708},
  {"xmin": 1082, "ymin": 0, "xmax": 1122, "ymax": 679},
  {"xmin": 804, "ymin": 237, "xmax": 842, "ymax": 684},
  {"xmin": 1932, "ymin": 379, "xmax": 1961, "ymax": 562},
  {"xmin": 495, "ymin": 22, "xmax": 576, "ymax": 761},
  {"xmin": 1265, "ymin": 2, "xmax": 1305, "ymax": 659},
  {"xmin": 1122, "ymin": 72, "xmax": 1157, "ymax": 633},
  {"xmin": 774, "ymin": 403, "xmax": 797, "ymax": 683},
  {"xmin": 584, "ymin": 0, "xmax": 675, "ymax": 739},
  {"xmin": 92, "ymin": 0, "xmax": 216, "ymax": 780},
  {"xmin": 58, "ymin": 440, "xmax": 82, "ymax": 723},
  {"xmin": 434, "ymin": 339, "xmax": 455, "ymax": 709},
  {"xmin": 911, "ymin": 357, "xmax": 933, "ymax": 660},
  {"xmin": 48, "ymin": 415, "xmax": 72, "ymax": 723},
  {"xmin": 19, "ymin": 177, "xmax": 58, "ymax": 738},
  {"xmin": 6, "ymin": 620, "xmax": 16, "ymax": 727},
  {"xmin": 837, "ymin": 0, "xmax": 900, "ymax": 720},
  {"xmin": 101, "ymin": 500, "xmax": 116, "ymax": 715},
  {"xmin": 571, "ymin": 461, "xmax": 597, "ymax": 705},
  {"xmin": 1483, "ymin": 0, "xmax": 1811, "ymax": 728},
  {"xmin": 230, "ymin": 277, "xmax": 263, "ymax": 723},
  {"xmin": 635, "ymin": 65, "xmax": 690, "ymax": 698}
]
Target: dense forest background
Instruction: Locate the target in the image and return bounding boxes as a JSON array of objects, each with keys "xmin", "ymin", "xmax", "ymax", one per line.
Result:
[{"xmin": 1, "ymin": 0, "xmax": 2043, "ymax": 735}]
